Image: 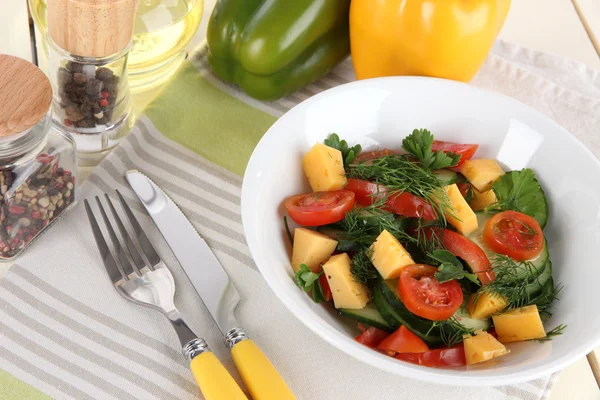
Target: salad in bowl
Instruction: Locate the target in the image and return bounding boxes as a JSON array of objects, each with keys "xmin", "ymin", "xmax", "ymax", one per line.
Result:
[
  {"xmin": 284, "ymin": 129, "xmax": 563, "ymax": 368},
  {"xmin": 241, "ymin": 77, "xmax": 600, "ymax": 386}
]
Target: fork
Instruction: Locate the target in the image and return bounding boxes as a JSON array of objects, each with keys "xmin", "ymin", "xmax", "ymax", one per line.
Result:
[{"xmin": 84, "ymin": 191, "xmax": 248, "ymax": 400}]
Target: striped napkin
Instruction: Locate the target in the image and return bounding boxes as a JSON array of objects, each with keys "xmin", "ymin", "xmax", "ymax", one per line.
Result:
[{"xmin": 1, "ymin": 40, "xmax": 599, "ymax": 400}]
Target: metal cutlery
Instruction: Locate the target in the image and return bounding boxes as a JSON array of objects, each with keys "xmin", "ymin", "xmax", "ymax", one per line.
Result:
[
  {"xmin": 125, "ymin": 170, "xmax": 295, "ymax": 400},
  {"xmin": 84, "ymin": 192, "xmax": 248, "ymax": 400}
]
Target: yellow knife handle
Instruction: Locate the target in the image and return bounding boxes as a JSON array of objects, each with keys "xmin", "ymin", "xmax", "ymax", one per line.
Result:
[
  {"xmin": 230, "ymin": 336, "xmax": 295, "ymax": 400},
  {"xmin": 185, "ymin": 339, "xmax": 248, "ymax": 400},
  {"xmin": 190, "ymin": 352, "xmax": 249, "ymax": 400}
]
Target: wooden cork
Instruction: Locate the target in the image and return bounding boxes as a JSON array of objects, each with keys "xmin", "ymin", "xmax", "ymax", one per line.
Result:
[
  {"xmin": 47, "ymin": 0, "xmax": 138, "ymax": 58},
  {"xmin": 0, "ymin": 55, "xmax": 52, "ymax": 137}
]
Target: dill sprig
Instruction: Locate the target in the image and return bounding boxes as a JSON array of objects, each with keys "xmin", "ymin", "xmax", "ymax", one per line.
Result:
[
  {"xmin": 531, "ymin": 279, "xmax": 563, "ymax": 322},
  {"xmin": 426, "ymin": 318, "xmax": 475, "ymax": 347},
  {"xmin": 346, "ymin": 154, "xmax": 453, "ymax": 223},
  {"xmin": 414, "ymin": 218, "xmax": 446, "ymax": 256},
  {"xmin": 338, "ymin": 204, "xmax": 419, "ymax": 283},
  {"xmin": 339, "ymin": 203, "xmax": 417, "ymax": 249},
  {"xmin": 478, "ymin": 256, "xmax": 562, "ymax": 320},
  {"xmin": 535, "ymin": 324, "xmax": 567, "ymax": 343},
  {"xmin": 350, "ymin": 248, "xmax": 377, "ymax": 284},
  {"xmin": 477, "ymin": 255, "xmax": 536, "ymax": 307}
]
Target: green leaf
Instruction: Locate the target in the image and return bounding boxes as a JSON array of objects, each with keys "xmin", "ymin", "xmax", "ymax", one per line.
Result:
[
  {"xmin": 402, "ymin": 129, "xmax": 461, "ymax": 170},
  {"xmin": 488, "ymin": 169, "xmax": 548, "ymax": 228},
  {"xmin": 324, "ymin": 133, "xmax": 362, "ymax": 169},
  {"xmin": 430, "ymin": 250, "xmax": 480, "ymax": 285},
  {"xmin": 294, "ymin": 264, "xmax": 327, "ymax": 303}
]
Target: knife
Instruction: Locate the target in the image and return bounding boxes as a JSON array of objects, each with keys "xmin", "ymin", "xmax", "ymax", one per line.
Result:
[{"xmin": 126, "ymin": 170, "xmax": 295, "ymax": 400}]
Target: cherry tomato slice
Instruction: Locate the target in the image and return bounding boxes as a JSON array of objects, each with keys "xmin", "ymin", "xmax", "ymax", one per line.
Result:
[
  {"xmin": 345, "ymin": 178, "xmax": 388, "ymax": 206},
  {"xmin": 431, "ymin": 141, "xmax": 478, "ymax": 168},
  {"xmin": 345, "ymin": 179, "xmax": 436, "ymax": 220},
  {"xmin": 398, "ymin": 264, "xmax": 463, "ymax": 321},
  {"xmin": 440, "ymin": 229, "xmax": 495, "ymax": 285},
  {"xmin": 319, "ymin": 274, "xmax": 332, "ymax": 302},
  {"xmin": 355, "ymin": 149, "xmax": 399, "ymax": 163},
  {"xmin": 355, "ymin": 326, "xmax": 390, "ymax": 348},
  {"xmin": 395, "ymin": 344, "xmax": 466, "ymax": 368},
  {"xmin": 483, "ymin": 210, "xmax": 544, "ymax": 260},
  {"xmin": 386, "ymin": 192, "xmax": 437, "ymax": 220},
  {"xmin": 284, "ymin": 190, "xmax": 355, "ymax": 226},
  {"xmin": 377, "ymin": 325, "xmax": 430, "ymax": 354}
]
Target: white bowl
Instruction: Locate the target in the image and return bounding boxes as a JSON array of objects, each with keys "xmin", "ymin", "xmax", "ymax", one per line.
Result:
[{"xmin": 241, "ymin": 77, "xmax": 600, "ymax": 386}]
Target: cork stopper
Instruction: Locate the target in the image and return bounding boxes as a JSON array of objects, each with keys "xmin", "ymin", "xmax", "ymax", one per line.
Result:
[
  {"xmin": 47, "ymin": 0, "xmax": 138, "ymax": 58},
  {"xmin": 0, "ymin": 55, "xmax": 52, "ymax": 137}
]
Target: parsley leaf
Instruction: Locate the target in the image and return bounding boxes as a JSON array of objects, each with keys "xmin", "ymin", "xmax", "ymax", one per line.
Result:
[
  {"xmin": 402, "ymin": 129, "xmax": 461, "ymax": 170},
  {"xmin": 487, "ymin": 169, "xmax": 548, "ymax": 229},
  {"xmin": 294, "ymin": 264, "xmax": 327, "ymax": 303},
  {"xmin": 430, "ymin": 249, "xmax": 480, "ymax": 285},
  {"xmin": 324, "ymin": 133, "xmax": 362, "ymax": 169}
]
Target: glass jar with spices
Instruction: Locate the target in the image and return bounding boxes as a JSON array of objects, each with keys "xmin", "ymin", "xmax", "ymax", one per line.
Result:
[
  {"xmin": 46, "ymin": 0, "xmax": 138, "ymax": 166},
  {"xmin": 0, "ymin": 55, "xmax": 77, "ymax": 261}
]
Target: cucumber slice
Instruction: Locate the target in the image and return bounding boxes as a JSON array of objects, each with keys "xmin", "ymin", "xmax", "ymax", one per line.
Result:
[
  {"xmin": 339, "ymin": 301, "xmax": 393, "ymax": 332},
  {"xmin": 433, "ymin": 169, "xmax": 458, "ymax": 185},
  {"xmin": 376, "ymin": 280, "xmax": 443, "ymax": 346},
  {"xmin": 372, "ymin": 284, "xmax": 401, "ymax": 330},
  {"xmin": 316, "ymin": 227, "xmax": 360, "ymax": 252},
  {"xmin": 529, "ymin": 276, "xmax": 556, "ymax": 309},
  {"xmin": 525, "ymin": 260, "xmax": 553, "ymax": 297},
  {"xmin": 453, "ymin": 307, "xmax": 491, "ymax": 332}
]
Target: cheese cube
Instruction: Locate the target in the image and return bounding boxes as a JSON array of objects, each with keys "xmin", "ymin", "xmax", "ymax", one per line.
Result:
[
  {"xmin": 468, "ymin": 291, "xmax": 508, "ymax": 319},
  {"xmin": 464, "ymin": 330, "xmax": 510, "ymax": 365},
  {"xmin": 370, "ymin": 230, "xmax": 414, "ymax": 279},
  {"xmin": 470, "ymin": 188, "xmax": 497, "ymax": 211},
  {"xmin": 323, "ymin": 253, "xmax": 370, "ymax": 309},
  {"xmin": 458, "ymin": 159, "xmax": 505, "ymax": 192},
  {"xmin": 302, "ymin": 143, "xmax": 347, "ymax": 192},
  {"xmin": 492, "ymin": 305, "xmax": 547, "ymax": 343},
  {"xmin": 291, "ymin": 228, "xmax": 338, "ymax": 273},
  {"xmin": 441, "ymin": 184, "xmax": 478, "ymax": 236}
]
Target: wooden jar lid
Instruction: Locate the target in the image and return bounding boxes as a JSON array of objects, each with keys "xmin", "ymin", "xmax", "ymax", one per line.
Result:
[
  {"xmin": 47, "ymin": 0, "xmax": 138, "ymax": 58},
  {"xmin": 0, "ymin": 55, "xmax": 52, "ymax": 137}
]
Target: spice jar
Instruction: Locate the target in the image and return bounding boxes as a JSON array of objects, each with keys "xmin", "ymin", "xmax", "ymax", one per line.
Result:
[
  {"xmin": 46, "ymin": 0, "xmax": 137, "ymax": 166},
  {"xmin": 0, "ymin": 55, "xmax": 77, "ymax": 261},
  {"xmin": 47, "ymin": 41, "xmax": 133, "ymax": 165}
]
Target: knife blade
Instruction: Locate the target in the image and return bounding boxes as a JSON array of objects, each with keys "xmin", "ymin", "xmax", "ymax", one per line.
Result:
[
  {"xmin": 126, "ymin": 170, "xmax": 295, "ymax": 400},
  {"xmin": 125, "ymin": 170, "xmax": 240, "ymax": 334}
]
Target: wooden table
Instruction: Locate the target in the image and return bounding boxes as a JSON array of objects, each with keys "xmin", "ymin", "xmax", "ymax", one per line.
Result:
[{"xmin": 1, "ymin": 1, "xmax": 600, "ymax": 399}]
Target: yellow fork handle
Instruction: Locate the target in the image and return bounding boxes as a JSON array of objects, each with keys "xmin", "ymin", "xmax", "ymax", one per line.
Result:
[
  {"xmin": 190, "ymin": 351, "xmax": 249, "ymax": 400},
  {"xmin": 231, "ymin": 339, "xmax": 295, "ymax": 400}
]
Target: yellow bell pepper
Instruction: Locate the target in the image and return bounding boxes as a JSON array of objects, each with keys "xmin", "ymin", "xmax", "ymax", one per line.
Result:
[{"xmin": 350, "ymin": 0, "xmax": 511, "ymax": 82}]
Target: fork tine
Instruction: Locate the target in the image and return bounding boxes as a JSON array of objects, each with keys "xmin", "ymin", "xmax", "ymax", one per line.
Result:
[
  {"xmin": 84, "ymin": 199, "xmax": 124, "ymax": 284},
  {"xmin": 104, "ymin": 193, "xmax": 145, "ymax": 274},
  {"xmin": 95, "ymin": 196, "xmax": 135, "ymax": 278},
  {"xmin": 115, "ymin": 190, "xmax": 161, "ymax": 270}
]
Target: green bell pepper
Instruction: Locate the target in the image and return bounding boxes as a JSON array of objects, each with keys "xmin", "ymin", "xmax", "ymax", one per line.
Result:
[{"xmin": 206, "ymin": 0, "xmax": 351, "ymax": 101}]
